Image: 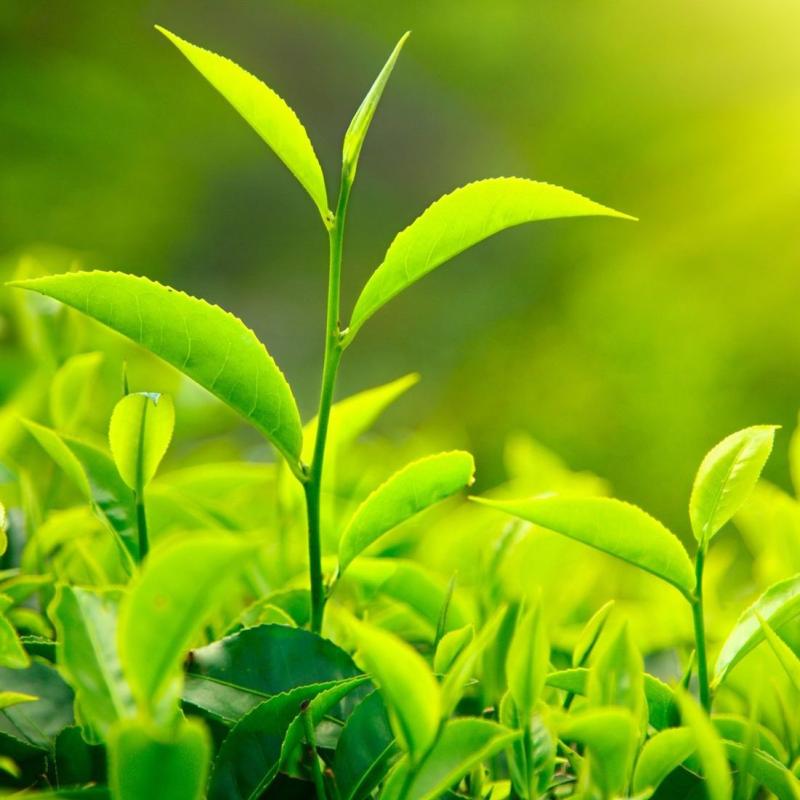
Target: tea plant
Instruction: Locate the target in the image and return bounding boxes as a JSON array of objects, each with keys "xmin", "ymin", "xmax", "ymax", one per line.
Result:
[{"xmin": 1, "ymin": 22, "xmax": 799, "ymax": 800}]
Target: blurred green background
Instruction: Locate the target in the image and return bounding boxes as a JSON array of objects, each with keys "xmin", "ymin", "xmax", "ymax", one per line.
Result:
[{"xmin": 2, "ymin": 0, "xmax": 799, "ymax": 533}]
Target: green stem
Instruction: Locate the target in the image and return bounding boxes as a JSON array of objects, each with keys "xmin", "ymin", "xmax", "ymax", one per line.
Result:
[
  {"xmin": 691, "ymin": 545, "xmax": 711, "ymax": 711},
  {"xmin": 135, "ymin": 491, "xmax": 148, "ymax": 560},
  {"xmin": 305, "ymin": 174, "xmax": 352, "ymax": 634},
  {"xmin": 302, "ymin": 705, "xmax": 328, "ymax": 800}
]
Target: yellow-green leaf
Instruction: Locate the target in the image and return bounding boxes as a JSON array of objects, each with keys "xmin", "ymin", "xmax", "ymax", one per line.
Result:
[
  {"xmin": 506, "ymin": 599, "xmax": 549, "ymax": 719},
  {"xmin": 50, "ymin": 351, "xmax": 103, "ymax": 433},
  {"xmin": 109, "ymin": 392, "xmax": 175, "ymax": 492},
  {"xmin": 157, "ymin": 26, "xmax": 329, "ymax": 222},
  {"xmin": 757, "ymin": 614, "xmax": 800, "ymax": 691},
  {"xmin": 345, "ymin": 178, "xmax": 632, "ymax": 342}
]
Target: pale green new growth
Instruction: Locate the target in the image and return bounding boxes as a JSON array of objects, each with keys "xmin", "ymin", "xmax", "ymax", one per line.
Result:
[
  {"xmin": 338, "ymin": 450, "xmax": 475, "ymax": 573},
  {"xmin": 757, "ymin": 614, "xmax": 800, "ymax": 691},
  {"xmin": 714, "ymin": 573, "xmax": 800, "ymax": 687},
  {"xmin": 156, "ymin": 26, "xmax": 329, "ymax": 223},
  {"xmin": 12, "ymin": 272, "xmax": 304, "ymax": 475},
  {"xmin": 50, "ymin": 351, "xmax": 103, "ymax": 433},
  {"xmin": 474, "ymin": 495, "xmax": 696, "ymax": 599},
  {"xmin": 345, "ymin": 177, "xmax": 634, "ymax": 342},
  {"xmin": 110, "ymin": 393, "xmax": 175, "ymax": 492},
  {"xmin": 506, "ymin": 600, "xmax": 549, "ymax": 719},
  {"xmin": 690, "ymin": 425, "xmax": 777, "ymax": 543},
  {"xmin": 342, "ymin": 32, "xmax": 410, "ymax": 180}
]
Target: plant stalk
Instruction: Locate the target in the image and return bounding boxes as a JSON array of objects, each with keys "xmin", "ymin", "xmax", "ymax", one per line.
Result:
[
  {"xmin": 305, "ymin": 174, "xmax": 352, "ymax": 634},
  {"xmin": 691, "ymin": 544, "xmax": 711, "ymax": 711},
  {"xmin": 135, "ymin": 491, "xmax": 149, "ymax": 560},
  {"xmin": 302, "ymin": 705, "xmax": 328, "ymax": 800}
]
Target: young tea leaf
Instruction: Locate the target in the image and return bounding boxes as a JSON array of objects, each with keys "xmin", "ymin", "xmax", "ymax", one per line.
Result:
[
  {"xmin": 11, "ymin": 272, "xmax": 304, "ymax": 475},
  {"xmin": 713, "ymin": 573, "xmax": 800, "ymax": 688},
  {"xmin": 50, "ymin": 351, "xmax": 103, "ymax": 433},
  {"xmin": 109, "ymin": 716, "xmax": 210, "ymax": 800},
  {"xmin": 0, "ymin": 612, "xmax": 28, "ymax": 669},
  {"xmin": 156, "ymin": 27, "xmax": 329, "ymax": 222},
  {"xmin": 350, "ymin": 618, "xmax": 441, "ymax": 761},
  {"xmin": 757, "ymin": 614, "xmax": 800, "ymax": 691},
  {"xmin": 474, "ymin": 495, "xmax": 696, "ymax": 600},
  {"xmin": 506, "ymin": 599, "xmax": 549, "ymax": 720},
  {"xmin": 633, "ymin": 727, "xmax": 695, "ymax": 795},
  {"xmin": 338, "ymin": 450, "xmax": 475, "ymax": 574},
  {"xmin": 118, "ymin": 535, "xmax": 257, "ymax": 718},
  {"xmin": 342, "ymin": 32, "xmax": 410, "ymax": 180},
  {"xmin": 49, "ymin": 586, "xmax": 134, "ymax": 740},
  {"xmin": 690, "ymin": 426, "xmax": 777, "ymax": 543},
  {"xmin": 572, "ymin": 599, "xmax": 615, "ymax": 668},
  {"xmin": 109, "ymin": 392, "xmax": 175, "ymax": 492},
  {"xmin": 434, "ymin": 624, "xmax": 474, "ymax": 675},
  {"xmin": 345, "ymin": 178, "xmax": 633, "ymax": 342}
]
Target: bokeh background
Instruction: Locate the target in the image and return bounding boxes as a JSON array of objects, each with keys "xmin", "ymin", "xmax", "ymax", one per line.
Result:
[{"xmin": 2, "ymin": 0, "xmax": 799, "ymax": 533}]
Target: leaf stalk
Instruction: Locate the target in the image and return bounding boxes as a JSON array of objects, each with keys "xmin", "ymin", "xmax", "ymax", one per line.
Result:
[{"xmin": 691, "ymin": 544, "xmax": 711, "ymax": 711}]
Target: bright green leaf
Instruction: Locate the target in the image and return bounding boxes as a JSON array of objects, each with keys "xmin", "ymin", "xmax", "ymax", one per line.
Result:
[
  {"xmin": 724, "ymin": 741, "xmax": 800, "ymax": 800},
  {"xmin": 0, "ymin": 691, "xmax": 37, "ymax": 710},
  {"xmin": 350, "ymin": 618, "xmax": 441, "ymax": 761},
  {"xmin": 12, "ymin": 272, "xmax": 304, "ymax": 475},
  {"xmin": 156, "ymin": 26, "xmax": 328, "ymax": 222},
  {"xmin": 690, "ymin": 425, "xmax": 777, "ymax": 543},
  {"xmin": 633, "ymin": 727, "xmax": 695, "ymax": 795},
  {"xmin": 474, "ymin": 495, "xmax": 695, "ymax": 600},
  {"xmin": 506, "ymin": 599, "xmax": 549, "ymax": 719},
  {"xmin": 572, "ymin": 600, "xmax": 614, "ymax": 668},
  {"xmin": 384, "ymin": 718, "xmax": 520, "ymax": 800},
  {"xmin": 109, "ymin": 392, "xmax": 175, "ymax": 492},
  {"xmin": 109, "ymin": 716, "xmax": 210, "ymax": 800},
  {"xmin": 50, "ymin": 351, "xmax": 103, "ymax": 433},
  {"xmin": 338, "ymin": 451, "xmax": 475, "ymax": 574},
  {"xmin": 49, "ymin": 586, "xmax": 134, "ymax": 739},
  {"xmin": 118, "ymin": 535, "xmax": 257, "ymax": 717},
  {"xmin": 758, "ymin": 614, "xmax": 800, "ymax": 691},
  {"xmin": 342, "ymin": 32, "xmax": 409, "ymax": 180},
  {"xmin": 0, "ymin": 613, "xmax": 28, "ymax": 669},
  {"xmin": 714, "ymin": 574, "xmax": 800, "ymax": 688},
  {"xmin": 434, "ymin": 624, "xmax": 474, "ymax": 675},
  {"xmin": 677, "ymin": 688, "xmax": 732, "ymax": 800},
  {"xmin": 345, "ymin": 178, "xmax": 633, "ymax": 341}
]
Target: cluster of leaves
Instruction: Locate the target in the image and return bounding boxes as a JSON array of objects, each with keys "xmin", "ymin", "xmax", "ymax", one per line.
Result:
[{"xmin": 2, "ymin": 23, "xmax": 800, "ymax": 800}]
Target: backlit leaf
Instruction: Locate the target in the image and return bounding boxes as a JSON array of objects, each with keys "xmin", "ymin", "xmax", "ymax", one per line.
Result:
[
  {"xmin": 12, "ymin": 272, "xmax": 304, "ymax": 474},
  {"xmin": 434, "ymin": 624, "xmax": 474, "ymax": 675},
  {"xmin": 156, "ymin": 27, "xmax": 328, "ymax": 221},
  {"xmin": 757, "ymin": 614, "xmax": 800, "ymax": 691},
  {"xmin": 572, "ymin": 600, "xmax": 614, "ymax": 668},
  {"xmin": 50, "ymin": 351, "xmax": 103, "ymax": 433},
  {"xmin": 506, "ymin": 599, "xmax": 549, "ymax": 719},
  {"xmin": 350, "ymin": 618, "xmax": 441, "ymax": 761},
  {"xmin": 633, "ymin": 727, "xmax": 695, "ymax": 795},
  {"xmin": 109, "ymin": 392, "xmax": 175, "ymax": 492},
  {"xmin": 338, "ymin": 451, "xmax": 475, "ymax": 574},
  {"xmin": 118, "ymin": 535, "xmax": 257, "ymax": 717},
  {"xmin": 474, "ymin": 495, "xmax": 695, "ymax": 599},
  {"xmin": 690, "ymin": 426, "xmax": 777, "ymax": 543},
  {"xmin": 345, "ymin": 178, "xmax": 632, "ymax": 341},
  {"xmin": 109, "ymin": 716, "xmax": 210, "ymax": 800},
  {"xmin": 714, "ymin": 574, "xmax": 800, "ymax": 688}
]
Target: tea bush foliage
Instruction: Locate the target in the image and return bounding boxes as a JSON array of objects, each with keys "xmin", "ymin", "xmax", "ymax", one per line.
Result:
[{"xmin": 1, "ymin": 25, "xmax": 799, "ymax": 800}]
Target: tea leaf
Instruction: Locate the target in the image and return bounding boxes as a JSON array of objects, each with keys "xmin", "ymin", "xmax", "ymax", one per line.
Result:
[
  {"xmin": 558, "ymin": 708, "xmax": 637, "ymax": 798},
  {"xmin": 342, "ymin": 32, "xmax": 410, "ymax": 180},
  {"xmin": 334, "ymin": 690, "xmax": 397, "ymax": 800},
  {"xmin": 757, "ymin": 615, "xmax": 800, "ymax": 691},
  {"xmin": 434, "ymin": 624, "xmax": 474, "ymax": 675},
  {"xmin": 690, "ymin": 426, "xmax": 777, "ymax": 543},
  {"xmin": 714, "ymin": 573, "xmax": 800, "ymax": 688},
  {"xmin": 184, "ymin": 623, "xmax": 362, "ymax": 724},
  {"xmin": 208, "ymin": 678, "xmax": 366, "ymax": 800},
  {"xmin": 676, "ymin": 689, "xmax": 732, "ymax": 800},
  {"xmin": 572, "ymin": 599, "xmax": 614, "ymax": 668},
  {"xmin": 12, "ymin": 272, "xmax": 304, "ymax": 474},
  {"xmin": 633, "ymin": 727, "xmax": 695, "ymax": 795},
  {"xmin": 109, "ymin": 392, "xmax": 175, "ymax": 492},
  {"xmin": 109, "ymin": 716, "xmax": 210, "ymax": 800},
  {"xmin": 338, "ymin": 451, "xmax": 475, "ymax": 574},
  {"xmin": 0, "ymin": 691, "xmax": 37, "ymax": 711},
  {"xmin": 345, "ymin": 178, "xmax": 633, "ymax": 341},
  {"xmin": 50, "ymin": 351, "xmax": 103, "ymax": 433},
  {"xmin": 49, "ymin": 586, "xmax": 134, "ymax": 739},
  {"xmin": 506, "ymin": 600, "xmax": 549, "ymax": 719},
  {"xmin": 474, "ymin": 495, "xmax": 695, "ymax": 599},
  {"xmin": 350, "ymin": 618, "xmax": 441, "ymax": 761},
  {"xmin": 383, "ymin": 718, "xmax": 520, "ymax": 800},
  {"xmin": 156, "ymin": 26, "xmax": 329, "ymax": 222},
  {"xmin": 118, "ymin": 535, "xmax": 257, "ymax": 716},
  {"xmin": 724, "ymin": 741, "xmax": 800, "ymax": 799},
  {"xmin": 0, "ymin": 613, "xmax": 28, "ymax": 669}
]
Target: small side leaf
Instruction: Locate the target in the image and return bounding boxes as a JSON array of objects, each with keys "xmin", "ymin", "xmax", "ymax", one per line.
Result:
[
  {"xmin": 109, "ymin": 392, "xmax": 175, "ymax": 492},
  {"xmin": 572, "ymin": 600, "xmax": 614, "ymax": 668},
  {"xmin": 474, "ymin": 495, "xmax": 695, "ymax": 600},
  {"xmin": 633, "ymin": 727, "xmax": 695, "ymax": 795},
  {"xmin": 345, "ymin": 178, "xmax": 633, "ymax": 341},
  {"xmin": 506, "ymin": 600, "xmax": 549, "ymax": 720},
  {"xmin": 156, "ymin": 26, "xmax": 329, "ymax": 221},
  {"xmin": 757, "ymin": 614, "xmax": 800, "ymax": 691},
  {"xmin": 689, "ymin": 426, "xmax": 777, "ymax": 543},
  {"xmin": 12, "ymin": 272, "xmax": 304, "ymax": 474},
  {"xmin": 338, "ymin": 451, "xmax": 475, "ymax": 574},
  {"xmin": 714, "ymin": 573, "xmax": 800, "ymax": 688}
]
